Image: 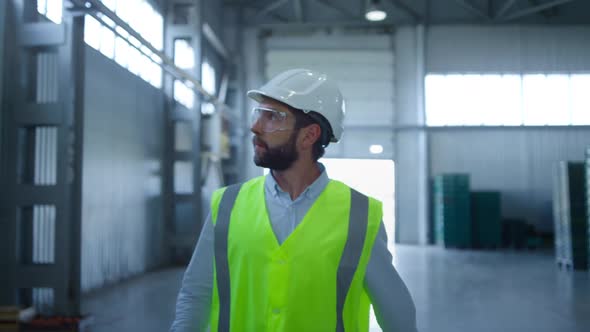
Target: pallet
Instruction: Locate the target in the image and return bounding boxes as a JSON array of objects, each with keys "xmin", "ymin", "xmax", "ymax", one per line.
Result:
[{"xmin": 20, "ymin": 315, "xmax": 93, "ymax": 332}]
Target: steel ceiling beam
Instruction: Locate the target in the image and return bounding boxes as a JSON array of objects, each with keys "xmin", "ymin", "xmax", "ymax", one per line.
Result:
[
  {"xmin": 311, "ymin": 0, "xmax": 357, "ymax": 19},
  {"xmin": 294, "ymin": 0, "xmax": 304, "ymax": 22},
  {"xmin": 452, "ymin": 0, "xmax": 492, "ymax": 20},
  {"xmin": 254, "ymin": 0, "xmax": 291, "ymax": 20},
  {"xmin": 387, "ymin": 0, "xmax": 423, "ymax": 21},
  {"xmin": 496, "ymin": 0, "xmax": 518, "ymax": 18},
  {"xmin": 501, "ymin": 0, "xmax": 574, "ymax": 20}
]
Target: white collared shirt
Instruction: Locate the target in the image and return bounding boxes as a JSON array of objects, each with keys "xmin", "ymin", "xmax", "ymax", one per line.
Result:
[{"xmin": 170, "ymin": 164, "xmax": 418, "ymax": 332}]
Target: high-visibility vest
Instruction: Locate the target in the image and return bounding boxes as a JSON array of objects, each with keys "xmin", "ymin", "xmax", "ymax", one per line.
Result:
[{"xmin": 209, "ymin": 176, "xmax": 382, "ymax": 332}]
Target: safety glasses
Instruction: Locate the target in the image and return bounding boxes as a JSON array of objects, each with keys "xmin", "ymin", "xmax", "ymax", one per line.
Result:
[{"xmin": 250, "ymin": 107, "xmax": 292, "ymax": 133}]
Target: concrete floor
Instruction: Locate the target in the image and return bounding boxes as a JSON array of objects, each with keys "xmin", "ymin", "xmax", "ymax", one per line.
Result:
[{"xmin": 81, "ymin": 246, "xmax": 590, "ymax": 332}]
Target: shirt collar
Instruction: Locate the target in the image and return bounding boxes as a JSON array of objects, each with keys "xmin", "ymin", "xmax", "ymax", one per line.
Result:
[{"xmin": 264, "ymin": 163, "xmax": 330, "ymax": 201}]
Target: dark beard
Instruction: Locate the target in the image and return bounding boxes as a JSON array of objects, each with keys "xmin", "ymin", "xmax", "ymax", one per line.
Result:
[{"xmin": 253, "ymin": 130, "xmax": 299, "ymax": 171}]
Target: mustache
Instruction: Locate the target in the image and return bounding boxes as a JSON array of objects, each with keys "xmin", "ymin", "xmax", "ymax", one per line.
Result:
[{"xmin": 252, "ymin": 136, "xmax": 268, "ymax": 148}]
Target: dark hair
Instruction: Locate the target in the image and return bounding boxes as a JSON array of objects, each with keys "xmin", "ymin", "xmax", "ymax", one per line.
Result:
[
  {"xmin": 292, "ymin": 109, "xmax": 328, "ymax": 161},
  {"xmin": 260, "ymin": 96, "xmax": 330, "ymax": 161}
]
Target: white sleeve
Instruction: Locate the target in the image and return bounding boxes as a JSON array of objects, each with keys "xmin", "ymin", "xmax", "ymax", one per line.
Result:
[
  {"xmin": 365, "ymin": 222, "xmax": 418, "ymax": 332},
  {"xmin": 169, "ymin": 214, "xmax": 215, "ymax": 332}
]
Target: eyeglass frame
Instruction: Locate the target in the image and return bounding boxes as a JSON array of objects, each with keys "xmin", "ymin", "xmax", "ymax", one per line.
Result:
[{"xmin": 250, "ymin": 106, "xmax": 295, "ymax": 133}]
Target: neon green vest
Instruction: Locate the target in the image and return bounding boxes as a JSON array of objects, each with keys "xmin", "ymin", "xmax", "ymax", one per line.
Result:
[{"xmin": 209, "ymin": 176, "xmax": 382, "ymax": 332}]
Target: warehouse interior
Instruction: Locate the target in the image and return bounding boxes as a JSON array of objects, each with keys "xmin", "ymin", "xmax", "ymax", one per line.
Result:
[{"xmin": 1, "ymin": 0, "xmax": 590, "ymax": 331}]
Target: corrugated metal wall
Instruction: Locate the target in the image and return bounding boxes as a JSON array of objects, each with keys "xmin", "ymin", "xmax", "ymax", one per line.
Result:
[
  {"xmin": 427, "ymin": 26, "xmax": 590, "ymax": 73},
  {"xmin": 81, "ymin": 46, "xmax": 166, "ymax": 292},
  {"xmin": 425, "ymin": 25, "xmax": 590, "ymax": 235},
  {"xmin": 394, "ymin": 25, "xmax": 590, "ymax": 243},
  {"xmin": 430, "ymin": 128, "xmax": 590, "ymax": 232}
]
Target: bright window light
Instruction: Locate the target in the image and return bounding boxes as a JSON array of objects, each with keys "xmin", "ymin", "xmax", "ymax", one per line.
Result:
[
  {"xmin": 84, "ymin": 15, "xmax": 102, "ymax": 50},
  {"xmin": 38, "ymin": 0, "xmax": 48, "ymax": 15},
  {"xmin": 99, "ymin": 25, "xmax": 115, "ymax": 59},
  {"xmin": 173, "ymin": 39, "xmax": 196, "ymax": 107},
  {"xmin": 369, "ymin": 144, "xmax": 384, "ymax": 154},
  {"xmin": 174, "ymin": 40, "xmax": 195, "ymax": 70},
  {"xmin": 201, "ymin": 103, "xmax": 216, "ymax": 115},
  {"xmin": 46, "ymin": 0, "xmax": 63, "ymax": 24},
  {"xmin": 38, "ymin": 0, "xmax": 63, "ymax": 24},
  {"xmin": 424, "ymin": 75, "xmax": 448, "ymax": 126},
  {"xmin": 523, "ymin": 74, "xmax": 569, "ymax": 125},
  {"xmin": 114, "ymin": 37, "xmax": 130, "ymax": 68},
  {"xmin": 84, "ymin": 0, "xmax": 163, "ymax": 89},
  {"xmin": 202, "ymin": 60, "xmax": 217, "ymax": 95},
  {"xmin": 571, "ymin": 75, "xmax": 590, "ymax": 125},
  {"xmin": 127, "ymin": 47, "xmax": 142, "ymax": 76},
  {"xmin": 426, "ymin": 73, "xmax": 590, "ymax": 126},
  {"xmin": 175, "ymin": 80, "xmax": 194, "ymax": 109},
  {"xmin": 149, "ymin": 61, "xmax": 162, "ymax": 88},
  {"xmin": 492, "ymin": 75, "xmax": 522, "ymax": 126}
]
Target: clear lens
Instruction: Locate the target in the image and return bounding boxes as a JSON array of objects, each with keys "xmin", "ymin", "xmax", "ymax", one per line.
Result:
[{"xmin": 250, "ymin": 107, "xmax": 288, "ymax": 133}]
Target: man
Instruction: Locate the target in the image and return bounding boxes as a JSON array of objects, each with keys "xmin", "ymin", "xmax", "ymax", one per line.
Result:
[{"xmin": 170, "ymin": 69, "xmax": 417, "ymax": 332}]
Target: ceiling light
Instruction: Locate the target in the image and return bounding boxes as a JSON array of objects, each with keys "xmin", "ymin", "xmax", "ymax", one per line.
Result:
[
  {"xmin": 370, "ymin": 144, "xmax": 384, "ymax": 154},
  {"xmin": 365, "ymin": 1, "xmax": 387, "ymax": 22}
]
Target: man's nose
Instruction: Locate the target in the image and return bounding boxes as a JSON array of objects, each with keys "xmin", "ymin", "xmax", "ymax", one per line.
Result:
[{"xmin": 250, "ymin": 117, "xmax": 262, "ymax": 135}]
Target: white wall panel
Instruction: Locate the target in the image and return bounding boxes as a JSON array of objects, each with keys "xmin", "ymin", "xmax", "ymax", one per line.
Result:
[
  {"xmin": 325, "ymin": 129, "xmax": 394, "ymax": 159},
  {"xmin": 344, "ymin": 101, "xmax": 394, "ymax": 127},
  {"xmin": 267, "ymin": 63, "xmax": 394, "ymax": 81},
  {"xmin": 267, "ymin": 50, "xmax": 393, "ymax": 66},
  {"xmin": 339, "ymin": 81, "xmax": 394, "ymax": 100},
  {"xmin": 81, "ymin": 47, "xmax": 165, "ymax": 292},
  {"xmin": 428, "ymin": 25, "xmax": 590, "ymax": 73},
  {"xmin": 266, "ymin": 34, "xmax": 392, "ymax": 50}
]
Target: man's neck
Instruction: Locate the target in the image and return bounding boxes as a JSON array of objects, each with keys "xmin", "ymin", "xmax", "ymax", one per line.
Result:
[{"xmin": 271, "ymin": 160, "xmax": 321, "ymax": 201}]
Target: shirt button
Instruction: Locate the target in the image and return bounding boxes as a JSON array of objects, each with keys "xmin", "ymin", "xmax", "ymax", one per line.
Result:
[{"xmin": 273, "ymin": 308, "xmax": 281, "ymax": 314}]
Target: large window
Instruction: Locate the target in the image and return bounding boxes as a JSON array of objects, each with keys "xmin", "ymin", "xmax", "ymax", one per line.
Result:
[
  {"xmin": 200, "ymin": 60, "xmax": 217, "ymax": 115},
  {"xmin": 37, "ymin": 0, "xmax": 63, "ymax": 24},
  {"xmin": 83, "ymin": 0, "xmax": 163, "ymax": 88},
  {"xmin": 173, "ymin": 39, "xmax": 196, "ymax": 109},
  {"xmin": 425, "ymin": 74, "xmax": 590, "ymax": 126}
]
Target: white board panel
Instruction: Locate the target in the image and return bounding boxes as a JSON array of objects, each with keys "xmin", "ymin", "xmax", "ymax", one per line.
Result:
[
  {"xmin": 267, "ymin": 50, "xmax": 394, "ymax": 66},
  {"xmin": 266, "ymin": 64, "xmax": 394, "ymax": 81},
  {"xmin": 266, "ymin": 35, "xmax": 392, "ymax": 50},
  {"xmin": 344, "ymin": 101, "xmax": 394, "ymax": 126},
  {"xmin": 325, "ymin": 128, "xmax": 394, "ymax": 159}
]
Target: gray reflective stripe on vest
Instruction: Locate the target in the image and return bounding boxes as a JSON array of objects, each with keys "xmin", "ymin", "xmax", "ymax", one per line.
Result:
[
  {"xmin": 214, "ymin": 183, "xmax": 243, "ymax": 332},
  {"xmin": 336, "ymin": 188, "xmax": 369, "ymax": 332}
]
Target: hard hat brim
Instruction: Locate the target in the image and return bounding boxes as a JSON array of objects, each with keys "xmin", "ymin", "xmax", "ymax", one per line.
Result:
[
  {"xmin": 247, "ymin": 89, "xmax": 311, "ymax": 114},
  {"xmin": 246, "ymin": 90, "xmax": 266, "ymax": 103}
]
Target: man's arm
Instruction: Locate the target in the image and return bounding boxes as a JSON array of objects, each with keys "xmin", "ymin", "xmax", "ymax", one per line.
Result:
[
  {"xmin": 365, "ymin": 222, "xmax": 418, "ymax": 332},
  {"xmin": 169, "ymin": 214, "xmax": 215, "ymax": 332}
]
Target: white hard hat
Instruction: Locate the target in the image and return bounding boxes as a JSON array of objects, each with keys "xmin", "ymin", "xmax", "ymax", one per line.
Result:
[{"xmin": 247, "ymin": 68, "xmax": 345, "ymax": 143}]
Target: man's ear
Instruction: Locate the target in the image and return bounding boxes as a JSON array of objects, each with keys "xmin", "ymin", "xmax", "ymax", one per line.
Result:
[{"xmin": 299, "ymin": 124, "xmax": 322, "ymax": 149}]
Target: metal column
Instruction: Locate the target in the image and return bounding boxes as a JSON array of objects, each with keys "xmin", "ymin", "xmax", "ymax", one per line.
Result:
[
  {"xmin": 0, "ymin": 0, "xmax": 85, "ymax": 315},
  {"xmin": 164, "ymin": 0, "xmax": 204, "ymax": 262}
]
